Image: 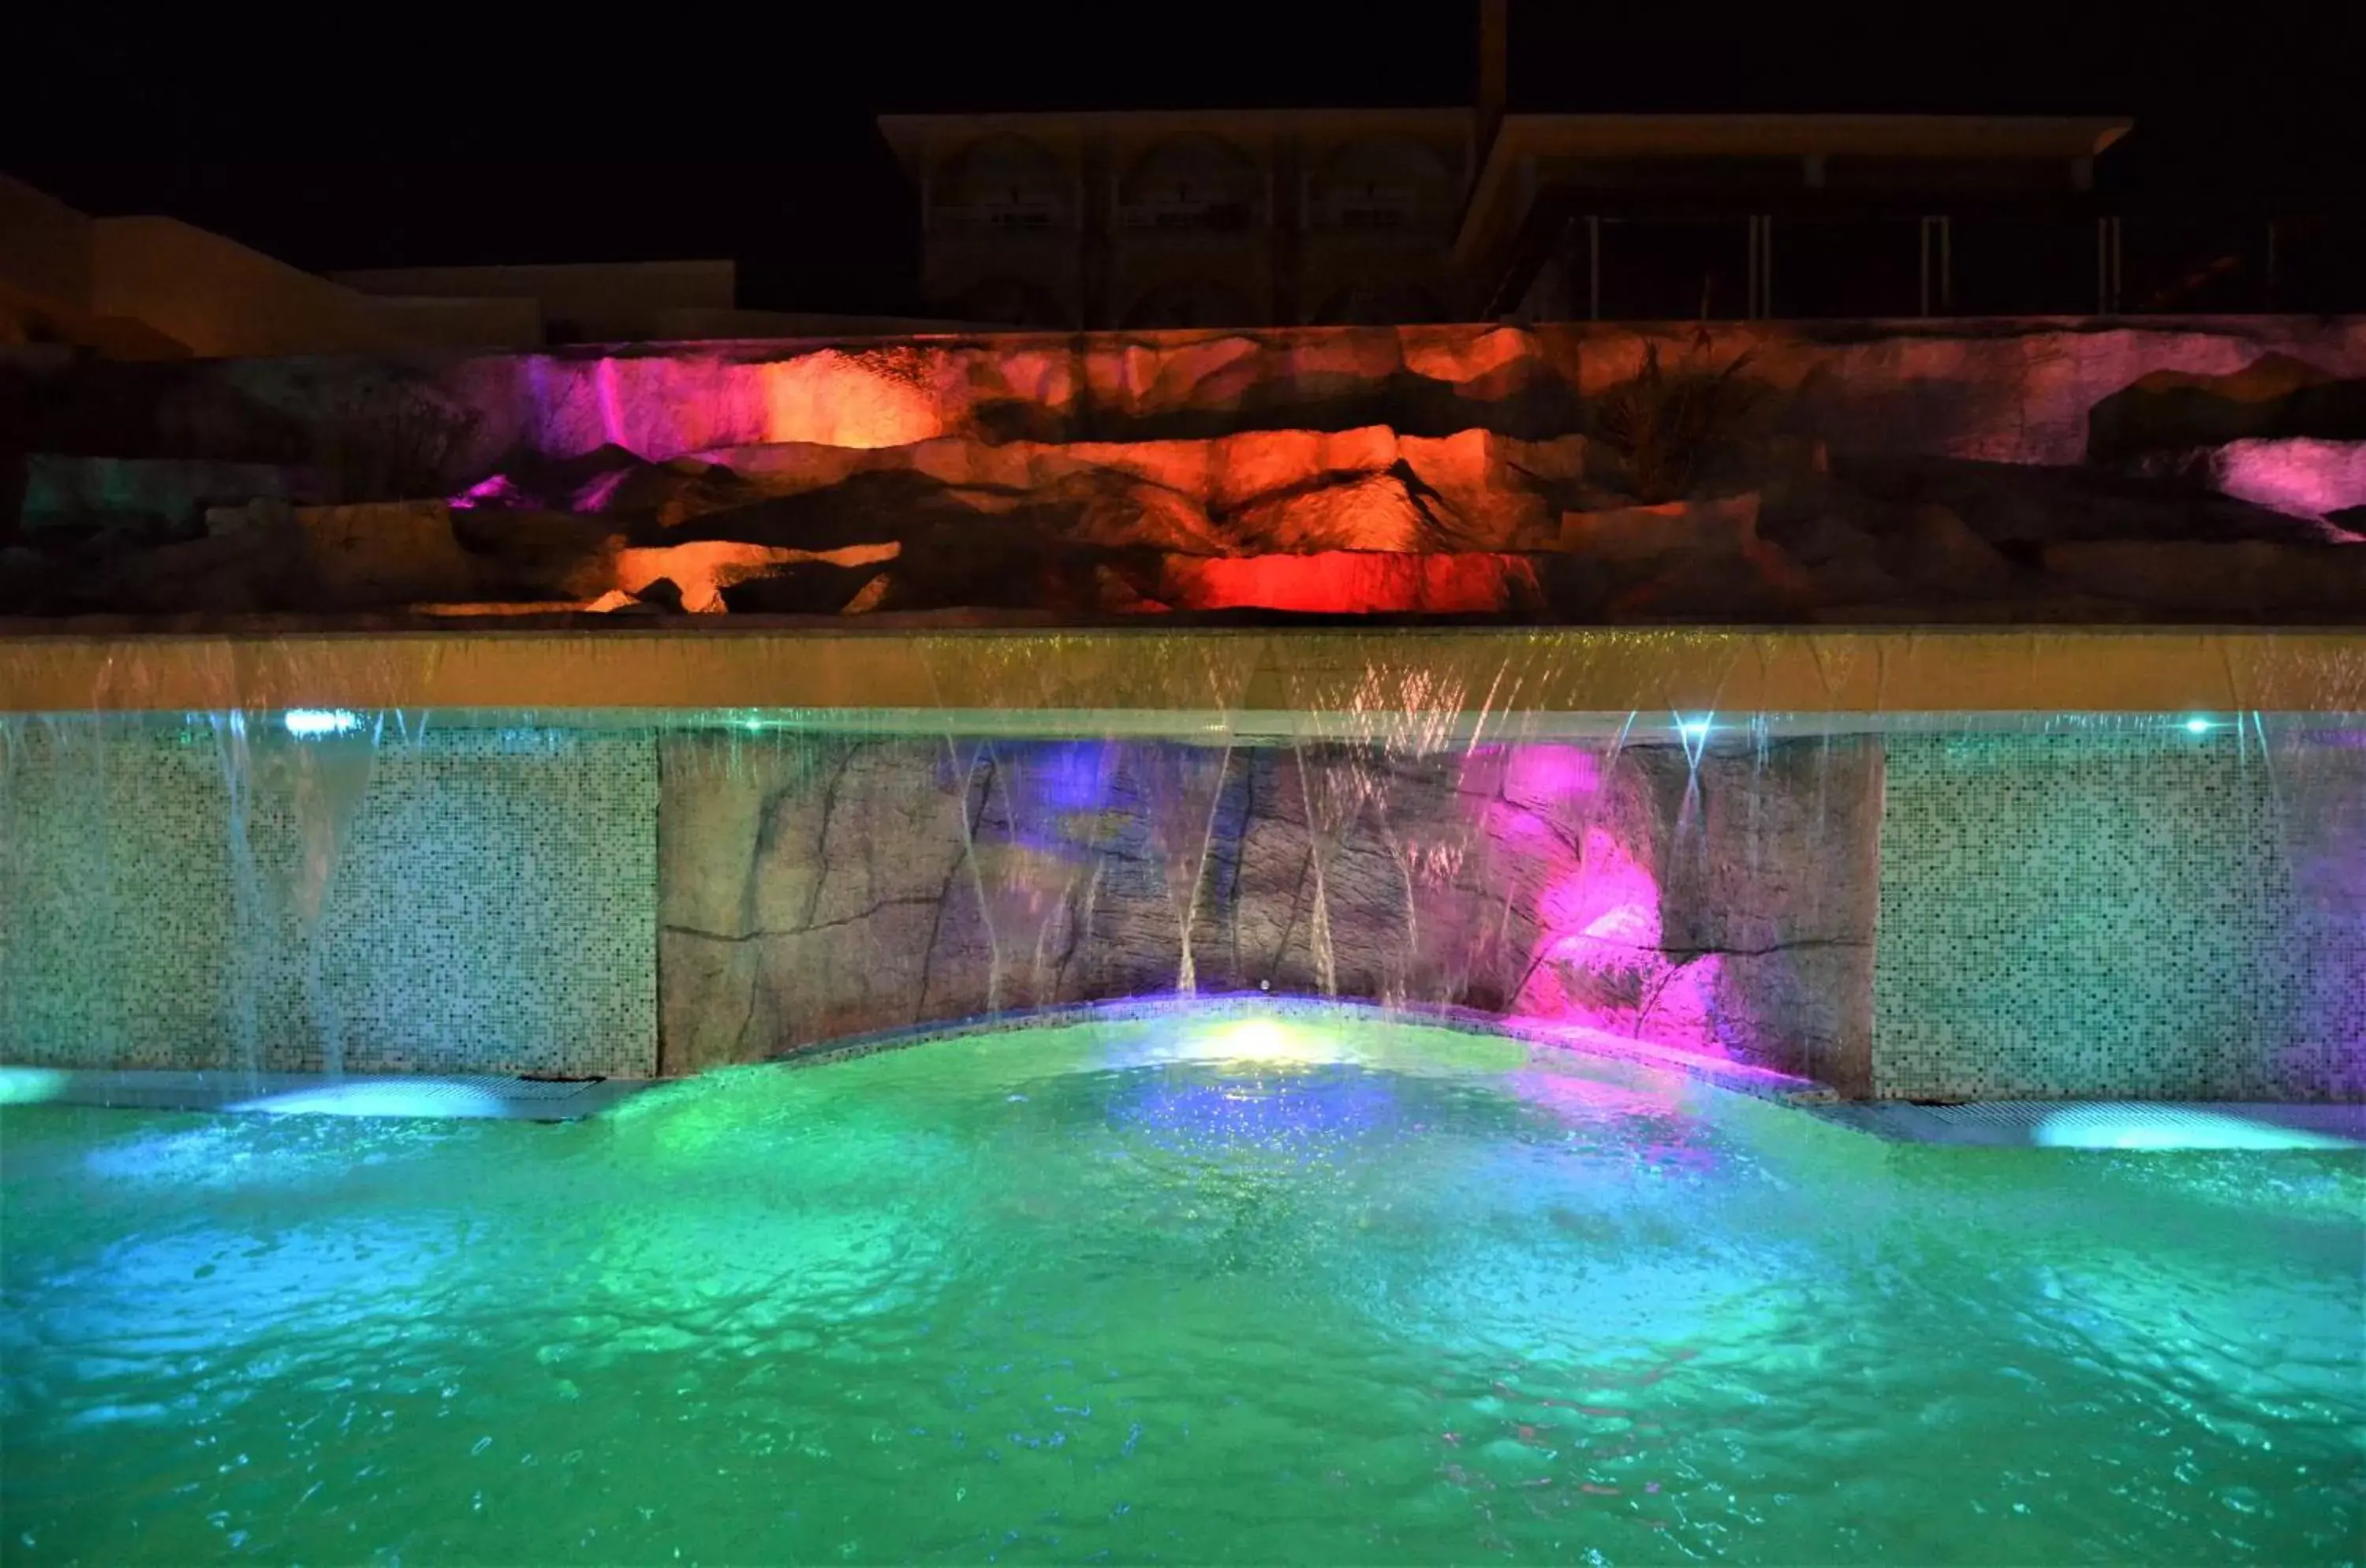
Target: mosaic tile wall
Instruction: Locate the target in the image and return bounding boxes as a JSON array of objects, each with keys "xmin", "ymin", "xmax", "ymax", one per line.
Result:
[
  {"xmin": 1874, "ymin": 728, "xmax": 2366, "ymax": 1100},
  {"xmin": 0, "ymin": 718, "xmax": 656, "ymax": 1077}
]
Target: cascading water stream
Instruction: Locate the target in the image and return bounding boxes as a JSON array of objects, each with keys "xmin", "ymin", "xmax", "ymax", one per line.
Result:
[
  {"xmin": 207, "ymin": 711, "xmax": 266, "ymax": 1086},
  {"xmin": 276, "ymin": 715, "xmax": 381, "ymax": 1077}
]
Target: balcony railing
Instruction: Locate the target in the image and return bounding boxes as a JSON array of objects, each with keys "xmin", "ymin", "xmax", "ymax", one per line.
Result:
[
  {"xmin": 931, "ymin": 203, "xmax": 1074, "ymax": 233},
  {"xmin": 1119, "ymin": 200, "xmax": 1257, "ymax": 231}
]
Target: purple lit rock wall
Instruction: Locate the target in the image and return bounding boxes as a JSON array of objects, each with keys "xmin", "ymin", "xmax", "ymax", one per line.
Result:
[{"xmin": 655, "ymin": 734, "xmax": 1883, "ymax": 1089}]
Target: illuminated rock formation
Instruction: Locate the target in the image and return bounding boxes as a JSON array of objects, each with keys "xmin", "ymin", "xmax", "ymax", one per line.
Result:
[{"xmin": 5, "ymin": 319, "xmax": 2364, "ymax": 624}]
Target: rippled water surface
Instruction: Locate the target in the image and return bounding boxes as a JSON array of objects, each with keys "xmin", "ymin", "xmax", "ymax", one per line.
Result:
[{"xmin": 3, "ymin": 1011, "xmax": 2362, "ymax": 1566}]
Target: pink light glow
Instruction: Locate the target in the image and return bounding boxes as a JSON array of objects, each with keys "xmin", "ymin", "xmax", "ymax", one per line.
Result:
[
  {"xmin": 570, "ymin": 468, "xmax": 633, "ymax": 513},
  {"xmin": 1502, "ymin": 767, "xmax": 1745, "ymax": 1068},
  {"xmin": 450, "ymin": 474, "xmax": 527, "ymax": 510},
  {"xmin": 1502, "ymin": 744, "xmax": 1602, "ymax": 809},
  {"xmin": 595, "ymin": 357, "xmax": 629, "ymax": 454}
]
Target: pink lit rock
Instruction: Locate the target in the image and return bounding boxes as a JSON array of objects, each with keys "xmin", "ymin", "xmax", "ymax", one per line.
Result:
[{"xmin": 2204, "ymin": 438, "xmax": 2366, "ymax": 521}]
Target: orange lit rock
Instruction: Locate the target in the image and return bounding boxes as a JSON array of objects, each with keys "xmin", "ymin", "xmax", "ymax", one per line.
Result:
[
  {"xmin": 1398, "ymin": 430, "xmax": 1590, "ymax": 549},
  {"xmin": 759, "ymin": 349, "xmax": 946, "ymax": 449},
  {"xmin": 1159, "ymin": 553, "xmax": 1543, "ymax": 614},
  {"xmin": 1230, "ymin": 470, "xmax": 1436, "ymax": 553},
  {"xmin": 612, "ymin": 539, "xmax": 901, "ymax": 614}
]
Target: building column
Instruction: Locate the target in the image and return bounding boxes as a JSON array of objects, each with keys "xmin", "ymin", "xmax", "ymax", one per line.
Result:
[
  {"xmin": 1588, "ymin": 215, "xmax": 1601, "ymax": 321},
  {"xmin": 1746, "ymin": 215, "xmax": 1774, "ymax": 319},
  {"xmin": 1080, "ymin": 134, "xmax": 1113, "ymax": 330},
  {"xmin": 1271, "ymin": 133, "xmax": 1303, "ymax": 325},
  {"xmin": 1918, "ymin": 216, "xmax": 1951, "ymax": 317},
  {"xmin": 2096, "ymin": 215, "xmax": 2124, "ymax": 314}
]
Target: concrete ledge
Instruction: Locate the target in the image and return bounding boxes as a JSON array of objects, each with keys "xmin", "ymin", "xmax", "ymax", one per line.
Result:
[{"xmin": 5, "ymin": 626, "xmax": 2365, "ymax": 715}]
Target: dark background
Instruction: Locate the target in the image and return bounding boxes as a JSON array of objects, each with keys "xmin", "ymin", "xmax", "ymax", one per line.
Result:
[{"xmin": 11, "ymin": 1, "xmax": 2361, "ymax": 314}]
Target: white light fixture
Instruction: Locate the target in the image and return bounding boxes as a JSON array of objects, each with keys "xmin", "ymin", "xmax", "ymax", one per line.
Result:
[{"xmin": 283, "ymin": 709, "xmax": 363, "ymax": 738}]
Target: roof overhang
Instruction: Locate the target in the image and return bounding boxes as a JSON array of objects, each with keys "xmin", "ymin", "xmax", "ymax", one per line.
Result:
[
  {"xmin": 1452, "ymin": 113, "xmax": 2133, "ymax": 272},
  {"xmin": 876, "ymin": 107, "xmax": 1475, "ymax": 179}
]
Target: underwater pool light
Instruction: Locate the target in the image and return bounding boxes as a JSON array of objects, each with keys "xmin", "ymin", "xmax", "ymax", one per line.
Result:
[
  {"xmin": 1136, "ymin": 1016, "xmax": 1343, "ymax": 1069},
  {"xmin": 2183, "ymin": 716, "xmax": 2215, "ymax": 734},
  {"xmin": 1675, "ymin": 716, "xmax": 1713, "ymax": 740},
  {"xmin": 224, "ymin": 1081, "xmax": 510, "ymax": 1118},
  {"xmin": 283, "ymin": 708, "xmax": 362, "ymax": 738},
  {"xmin": 0, "ymin": 1066, "xmax": 71, "ymax": 1105},
  {"xmin": 2032, "ymin": 1107, "xmax": 2357, "ymax": 1151}
]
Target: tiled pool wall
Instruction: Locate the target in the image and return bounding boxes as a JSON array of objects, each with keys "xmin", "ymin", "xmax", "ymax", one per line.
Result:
[
  {"xmin": 1875, "ymin": 730, "xmax": 2366, "ymax": 1099},
  {"xmin": 0, "ymin": 722, "xmax": 655, "ymax": 1077},
  {"xmin": 2, "ymin": 717, "xmax": 2359, "ymax": 1099}
]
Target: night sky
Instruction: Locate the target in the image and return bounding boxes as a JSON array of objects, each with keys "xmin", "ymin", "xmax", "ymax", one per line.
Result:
[{"xmin": 13, "ymin": 1, "xmax": 2360, "ymax": 314}]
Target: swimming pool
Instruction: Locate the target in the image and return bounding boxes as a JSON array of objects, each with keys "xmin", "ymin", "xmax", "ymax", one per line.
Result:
[{"xmin": 2, "ymin": 1006, "xmax": 2358, "ymax": 1565}]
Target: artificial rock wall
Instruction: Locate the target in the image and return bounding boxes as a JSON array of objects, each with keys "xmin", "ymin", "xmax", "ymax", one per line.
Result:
[{"xmin": 655, "ymin": 734, "xmax": 1883, "ymax": 1088}]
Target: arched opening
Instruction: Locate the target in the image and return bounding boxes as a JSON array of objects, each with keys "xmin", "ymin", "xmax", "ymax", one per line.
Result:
[
  {"xmin": 933, "ymin": 134, "xmax": 1073, "ymax": 231},
  {"xmin": 1307, "ymin": 136, "xmax": 1457, "ymax": 233},
  {"xmin": 1118, "ymin": 134, "xmax": 1260, "ymax": 230}
]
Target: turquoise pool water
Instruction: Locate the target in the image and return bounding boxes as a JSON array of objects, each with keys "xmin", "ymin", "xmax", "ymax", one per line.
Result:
[{"xmin": 2, "ymin": 1010, "xmax": 2360, "ymax": 1565}]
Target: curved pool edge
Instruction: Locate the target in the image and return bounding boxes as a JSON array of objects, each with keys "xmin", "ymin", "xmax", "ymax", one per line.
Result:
[{"xmin": 767, "ymin": 992, "xmax": 1828, "ymax": 1103}]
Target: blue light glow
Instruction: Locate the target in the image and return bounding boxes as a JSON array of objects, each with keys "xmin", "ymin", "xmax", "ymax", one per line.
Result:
[
  {"xmin": 2184, "ymin": 716, "xmax": 2215, "ymax": 735},
  {"xmin": 1675, "ymin": 716, "xmax": 1712, "ymax": 740},
  {"xmin": 283, "ymin": 709, "xmax": 363, "ymax": 738}
]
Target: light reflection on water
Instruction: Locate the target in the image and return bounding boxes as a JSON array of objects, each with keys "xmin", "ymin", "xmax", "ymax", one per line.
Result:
[{"xmin": 2, "ymin": 1011, "xmax": 2360, "ymax": 1566}]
